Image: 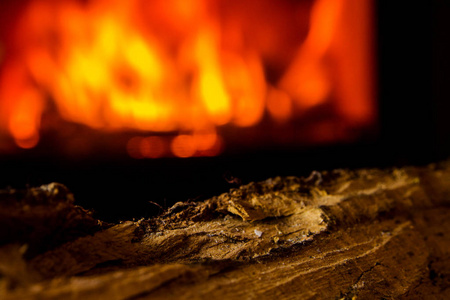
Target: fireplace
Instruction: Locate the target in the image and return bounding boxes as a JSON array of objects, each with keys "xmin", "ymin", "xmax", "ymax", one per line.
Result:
[
  {"xmin": 0, "ymin": 1, "xmax": 448, "ymax": 221},
  {"xmin": 0, "ymin": 0, "xmax": 377, "ymax": 155}
]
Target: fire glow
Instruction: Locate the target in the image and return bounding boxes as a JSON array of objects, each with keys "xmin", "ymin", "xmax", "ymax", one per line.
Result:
[{"xmin": 0, "ymin": 0, "xmax": 375, "ymax": 158}]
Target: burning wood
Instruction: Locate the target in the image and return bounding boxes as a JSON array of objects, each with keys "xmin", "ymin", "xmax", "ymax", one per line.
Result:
[{"xmin": 1, "ymin": 161, "xmax": 450, "ymax": 298}]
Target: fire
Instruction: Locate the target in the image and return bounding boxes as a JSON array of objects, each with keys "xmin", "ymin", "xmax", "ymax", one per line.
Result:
[{"xmin": 0, "ymin": 0, "xmax": 374, "ymax": 157}]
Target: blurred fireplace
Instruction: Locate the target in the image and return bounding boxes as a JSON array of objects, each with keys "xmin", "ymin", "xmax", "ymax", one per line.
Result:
[
  {"xmin": 0, "ymin": 1, "xmax": 448, "ymax": 221},
  {"xmin": 0, "ymin": 0, "xmax": 376, "ymax": 159}
]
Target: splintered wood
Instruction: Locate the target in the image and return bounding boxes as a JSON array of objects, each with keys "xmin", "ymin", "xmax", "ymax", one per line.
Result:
[{"xmin": 1, "ymin": 161, "xmax": 450, "ymax": 299}]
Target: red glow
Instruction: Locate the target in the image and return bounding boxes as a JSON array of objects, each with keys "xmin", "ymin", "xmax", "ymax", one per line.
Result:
[
  {"xmin": 140, "ymin": 136, "xmax": 166, "ymax": 159},
  {"xmin": 171, "ymin": 135, "xmax": 197, "ymax": 158}
]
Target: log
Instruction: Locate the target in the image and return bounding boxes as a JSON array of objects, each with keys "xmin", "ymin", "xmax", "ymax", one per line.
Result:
[{"xmin": 1, "ymin": 161, "xmax": 450, "ymax": 299}]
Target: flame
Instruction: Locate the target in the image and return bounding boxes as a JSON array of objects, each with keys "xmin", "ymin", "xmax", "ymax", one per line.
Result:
[
  {"xmin": 280, "ymin": 0, "xmax": 375, "ymax": 123},
  {"xmin": 0, "ymin": 0, "xmax": 374, "ymax": 157},
  {"xmin": 0, "ymin": 61, "xmax": 44, "ymax": 149}
]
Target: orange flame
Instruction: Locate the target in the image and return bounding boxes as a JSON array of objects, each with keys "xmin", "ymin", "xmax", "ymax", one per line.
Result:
[
  {"xmin": 0, "ymin": 0, "xmax": 374, "ymax": 157},
  {"xmin": 280, "ymin": 0, "xmax": 375, "ymax": 123}
]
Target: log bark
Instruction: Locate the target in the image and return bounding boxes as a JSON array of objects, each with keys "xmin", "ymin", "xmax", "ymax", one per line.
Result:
[{"xmin": 1, "ymin": 161, "xmax": 450, "ymax": 299}]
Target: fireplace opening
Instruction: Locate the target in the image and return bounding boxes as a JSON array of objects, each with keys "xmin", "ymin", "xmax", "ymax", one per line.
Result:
[
  {"xmin": 0, "ymin": 1, "xmax": 448, "ymax": 222},
  {"xmin": 0, "ymin": 0, "xmax": 376, "ymax": 157}
]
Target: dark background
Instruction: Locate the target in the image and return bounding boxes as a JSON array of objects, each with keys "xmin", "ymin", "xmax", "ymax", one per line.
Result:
[{"xmin": 1, "ymin": 1, "xmax": 449, "ymax": 222}]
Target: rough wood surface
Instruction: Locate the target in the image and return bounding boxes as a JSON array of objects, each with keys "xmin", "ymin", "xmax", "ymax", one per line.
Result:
[{"xmin": 1, "ymin": 161, "xmax": 450, "ymax": 299}]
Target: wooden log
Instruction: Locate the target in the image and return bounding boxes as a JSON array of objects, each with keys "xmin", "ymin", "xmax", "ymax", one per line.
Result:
[{"xmin": 1, "ymin": 161, "xmax": 450, "ymax": 299}]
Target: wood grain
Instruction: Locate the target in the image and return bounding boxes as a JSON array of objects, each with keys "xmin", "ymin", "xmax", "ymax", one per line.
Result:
[{"xmin": 1, "ymin": 161, "xmax": 450, "ymax": 299}]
